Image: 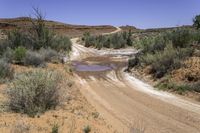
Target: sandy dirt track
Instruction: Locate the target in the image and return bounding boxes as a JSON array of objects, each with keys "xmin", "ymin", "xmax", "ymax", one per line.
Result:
[{"xmin": 70, "ymin": 27, "xmax": 200, "ymax": 133}]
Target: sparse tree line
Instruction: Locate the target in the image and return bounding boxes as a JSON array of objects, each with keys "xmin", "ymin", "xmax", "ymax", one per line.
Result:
[
  {"xmin": 82, "ymin": 29, "xmax": 133, "ymax": 49},
  {"xmin": 128, "ymin": 14, "xmax": 200, "ymax": 94}
]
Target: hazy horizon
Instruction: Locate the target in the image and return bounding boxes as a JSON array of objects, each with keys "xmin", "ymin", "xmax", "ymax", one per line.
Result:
[{"xmin": 0, "ymin": 0, "xmax": 200, "ymax": 29}]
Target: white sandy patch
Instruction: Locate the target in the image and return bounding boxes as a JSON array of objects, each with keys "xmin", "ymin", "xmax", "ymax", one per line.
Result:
[
  {"xmin": 123, "ymin": 72, "xmax": 200, "ymax": 115},
  {"xmin": 106, "ymin": 71, "xmax": 119, "ymax": 82},
  {"xmin": 89, "ymin": 76, "xmax": 96, "ymax": 81}
]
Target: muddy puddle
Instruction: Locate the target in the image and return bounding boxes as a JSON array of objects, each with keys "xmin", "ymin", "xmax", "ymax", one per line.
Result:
[{"xmin": 72, "ymin": 61, "xmax": 115, "ymax": 72}]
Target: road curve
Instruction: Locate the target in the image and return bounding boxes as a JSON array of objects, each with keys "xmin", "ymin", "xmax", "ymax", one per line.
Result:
[{"xmin": 70, "ymin": 27, "xmax": 200, "ymax": 133}]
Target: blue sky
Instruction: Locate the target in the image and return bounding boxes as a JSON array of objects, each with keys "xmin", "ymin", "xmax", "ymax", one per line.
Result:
[{"xmin": 0, "ymin": 0, "xmax": 200, "ymax": 29}]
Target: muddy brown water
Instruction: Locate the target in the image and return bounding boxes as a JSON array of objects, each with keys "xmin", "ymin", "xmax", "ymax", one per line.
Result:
[{"xmin": 72, "ymin": 56, "xmax": 127, "ymax": 72}]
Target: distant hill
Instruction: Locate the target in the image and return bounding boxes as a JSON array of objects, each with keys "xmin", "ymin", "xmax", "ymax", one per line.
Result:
[{"xmin": 0, "ymin": 17, "xmax": 117, "ymax": 37}]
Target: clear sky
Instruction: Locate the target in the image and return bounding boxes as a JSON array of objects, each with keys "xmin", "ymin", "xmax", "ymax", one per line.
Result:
[{"xmin": 0, "ymin": 0, "xmax": 200, "ymax": 29}]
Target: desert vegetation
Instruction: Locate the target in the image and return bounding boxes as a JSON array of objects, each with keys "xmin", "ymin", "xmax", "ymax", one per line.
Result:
[
  {"xmin": 128, "ymin": 14, "xmax": 200, "ymax": 94},
  {"xmin": 82, "ymin": 30, "xmax": 133, "ymax": 49},
  {"xmin": 8, "ymin": 70, "xmax": 62, "ymax": 117},
  {"xmin": 0, "ymin": 9, "xmax": 73, "ymax": 117},
  {"xmin": 0, "ymin": 8, "xmax": 72, "ymax": 68}
]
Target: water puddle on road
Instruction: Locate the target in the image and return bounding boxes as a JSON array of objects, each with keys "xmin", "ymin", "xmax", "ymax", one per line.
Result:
[{"xmin": 72, "ymin": 62, "xmax": 114, "ymax": 72}]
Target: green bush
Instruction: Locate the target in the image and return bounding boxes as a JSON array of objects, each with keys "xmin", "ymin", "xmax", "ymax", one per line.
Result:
[
  {"xmin": 51, "ymin": 123, "xmax": 59, "ymax": 133},
  {"xmin": 193, "ymin": 14, "xmax": 200, "ymax": 29},
  {"xmin": 24, "ymin": 51, "xmax": 45, "ymax": 67},
  {"xmin": 14, "ymin": 47, "xmax": 27, "ymax": 64},
  {"xmin": 126, "ymin": 30, "xmax": 133, "ymax": 46},
  {"xmin": 156, "ymin": 82, "xmax": 189, "ymax": 94},
  {"xmin": 51, "ymin": 36, "xmax": 72, "ymax": 52},
  {"xmin": 2, "ymin": 47, "xmax": 14, "ymax": 63},
  {"xmin": 83, "ymin": 31, "xmax": 132, "ymax": 49},
  {"xmin": 140, "ymin": 44, "xmax": 192, "ymax": 78},
  {"xmin": 83, "ymin": 125, "xmax": 91, "ymax": 133},
  {"xmin": 191, "ymin": 82, "xmax": 200, "ymax": 93},
  {"xmin": 8, "ymin": 70, "xmax": 62, "ymax": 117},
  {"xmin": 157, "ymin": 81, "xmax": 200, "ymax": 94},
  {"xmin": 5, "ymin": 8, "xmax": 72, "ymax": 54},
  {"xmin": 84, "ymin": 34, "xmax": 96, "ymax": 47},
  {"xmin": 169, "ymin": 28, "xmax": 193, "ymax": 48},
  {"xmin": 0, "ymin": 59, "xmax": 14, "ymax": 83},
  {"xmin": 39, "ymin": 48, "xmax": 59, "ymax": 62},
  {"xmin": 0, "ymin": 39, "xmax": 9, "ymax": 55},
  {"xmin": 7, "ymin": 30, "xmax": 32, "ymax": 49}
]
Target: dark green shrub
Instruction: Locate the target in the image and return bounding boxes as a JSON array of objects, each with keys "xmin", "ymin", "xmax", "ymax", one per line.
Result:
[
  {"xmin": 83, "ymin": 125, "xmax": 91, "ymax": 133},
  {"xmin": 158, "ymin": 81, "xmax": 200, "ymax": 93},
  {"xmin": 83, "ymin": 31, "xmax": 132, "ymax": 49},
  {"xmin": 190, "ymin": 82, "xmax": 200, "ymax": 93},
  {"xmin": 51, "ymin": 36, "xmax": 72, "ymax": 52},
  {"xmin": 140, "ymin": 44, "xmax": 184, "ymax": 78},
  {"xmin": 128, "ymin": 56, "xmax": 139, "ymax": 69},
  {"xmin": 193, "ymin": 14, "xmax": 200, "ymax": 30},
  {"xmin": 2, "ymin": 47, "xmax": 14, "ymax": 63},
  {"xmin": 51, "ymin": 123, "xmax": 59, "ymax": 133},
  {"xmin": 39, "ymin": 48, "xmax": 59, "ymax": 62},
  {"xmin": 169, "ymin": 29, "xmax": 193, "ymax": 48},
  {"xmin": 14, "ymin": 47, "xmax": 27, "ymax": 64},
  {"xmin": 84, "ymin": 35, "xmax": 96, "ymax": 47},
  {"xmin": 110, "ymin": 33, "xmax": 126, "ymax": 49},
  {"xmin": 157, "ymin": 82, "xmax": 189, "ymax": 94},
  {"xmin": 0, "ymin": 39, "xmax": 9, "ymax": 55},
  {"xmin": 24, "ymin": 51, "xmax": 45, "ymax": 67},
  {"xmin": 8, "ymin": 70, "xmax": 62, "ymax": 117},
  {"xmin": 7, "ymin": 30, "xmax": 32, "ymax": 49},
  {"xmin": 0, "ymin": 59, "xmax": 14, "ymax": 83},
  {"xmin": 127, "ymin": 30, "xmax": 133, "ymax": 46}
]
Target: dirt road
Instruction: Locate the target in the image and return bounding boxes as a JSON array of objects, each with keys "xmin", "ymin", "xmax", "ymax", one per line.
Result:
[{"xmin": 70, "ymin": 27, "xmax": 200, "ymax": 133}]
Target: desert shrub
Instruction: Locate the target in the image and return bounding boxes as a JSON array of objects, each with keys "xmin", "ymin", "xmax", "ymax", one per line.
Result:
[
  {"xmin": 95, "ymin": 35, "xmax": 106, "ymax": 49},
  {"xmin": 189, "ymin": 82, "xmax": 200, "ymax": 93},
  {"xmin": 194, "ymin": 30, "xmax": 200, "ymax": 44},
  {"xmin": 168, "ymin": 28, "xmax": 193, "ymax": 48},
  {"xmin": 0, "ymin": 39, "xmax": 9, "ymax": 55},
  {"xmin": 29, "ymin": 8, "xmax": 55, "ymax": 50},
  {"xmin": 24, "ymin": 51, "xmax": 45, "ymax": 67},
  {"xmin": 14, "ymin": 46, "xmax": 27, "ymax": 64},
  {"xmin": 123, "ymin": 29, "xmax": 133, "ymax": 46},
  {"xmin": 51, "ymin": 123, "xmax": 59, "ymax": 133},
  {"xmin": 193, "ymin": 14, "xmax": 200, "ymax": 30},
  {"xmin": 83, "ymin": 31, "xmax": 132, "ymax": 49},
  {"xmin": 5, "ymin": 8, "xmax": 72, "ymax": 54},
  {"xmin": 140, "ymin": 44, "xmax": 192, "ymax": 78},
  {"xmin": 83, "ymin": 125, "xmax": 91, "ymax": 133},
  {"xmin": 157, "ymin": 81, "xmax": 200, "ymax": 94},
  {"xmin": 51, "ymin": 36, "xmax": 72, "ymax": 52},
  {"xmin": 7, "ymin": 30, "xmax": 33, "ymax": 49},
  {"xmin": 84, "ymin": 35, "xmax": 96, "ymax": 47},
  {"xmin": 157, "ymin": 82, "xmax": 189, "ymax": 94},
  {"xmin": 39, "ymin": 48, "xmax": 59, "ymax": 62},
  {"xmin": 151, "ymin": 45, "xmax": 181, "ymax": 78},
  {"xmin": 8, "ymin": 70, "xmax": 62, "ymax": 117},
  {"xmin": 137, "ymin": 36, "xmax": 155, "ymax": 52},
  {"xmin": 128, "ymin": 56, "xmax": 140, "ymax": 69},
  {"xmin": 110, "ymin": 33, "xmax": 127, "ymax": 49},
  {"xmin": 11, "ymin": 120, "xmax": 30, "ymax": 133},
  {"xmin": 2, "ymin": 47, "xmax": 14, "ymax": 63},
  {"xmin": 0, "ymin": 59, "xmax": 14, "ymax": 83}
]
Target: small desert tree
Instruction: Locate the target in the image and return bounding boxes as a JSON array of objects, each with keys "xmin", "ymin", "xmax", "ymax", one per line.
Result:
[
  {"xmin": 127, "ymin": 29, "xmax": 133, "ymax": 46},
  {"xmin": 193, "ymin": 14, "xmax": 200, "ymax": 30},
  {"xmin": 29, "ymin": 7, "xmax": 54, "ymax": 50}
]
